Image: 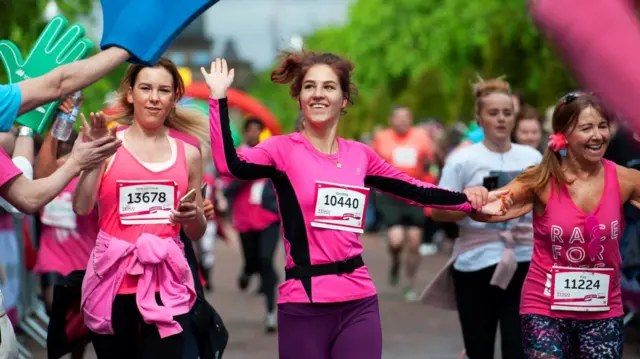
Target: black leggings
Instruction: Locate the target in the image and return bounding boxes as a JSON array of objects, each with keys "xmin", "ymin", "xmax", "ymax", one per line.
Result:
[
  {"xmin": 453, "ymin": 262, "xmax": 529, "ymax": 359},
  {"xmin": 90, "ymin": 294, "xmax": 189, "ymax": 359},
  {"xmin": 239, "ymin": 222, "xmax": 280, "ymax": 312}
]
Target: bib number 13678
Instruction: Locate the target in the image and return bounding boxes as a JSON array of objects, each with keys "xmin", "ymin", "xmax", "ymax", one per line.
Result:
[{"xmin": 118, "ymin": 180, "xmax": 178, "ymax": 225}]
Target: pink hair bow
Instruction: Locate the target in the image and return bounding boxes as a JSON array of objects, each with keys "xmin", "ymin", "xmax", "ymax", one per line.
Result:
[{"xmin": 548, "ymin": 132, "xmax": 568, "ymax": 156}]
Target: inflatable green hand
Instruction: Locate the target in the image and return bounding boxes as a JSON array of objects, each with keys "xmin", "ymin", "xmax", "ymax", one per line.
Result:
[{"xmin": 0, "ymin": 15, "xmax": 94, "ymax": 134}]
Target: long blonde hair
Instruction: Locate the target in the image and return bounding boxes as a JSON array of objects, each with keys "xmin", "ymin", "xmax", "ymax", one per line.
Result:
[{"xmin": 105, "ymin": 57, "xmax": 210, "ymax": 148}]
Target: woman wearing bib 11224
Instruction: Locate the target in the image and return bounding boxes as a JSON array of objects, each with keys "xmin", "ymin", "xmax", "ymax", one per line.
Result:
[
  {"xmin": 72, "ymin": 57, "xmax": 209, "ymax": 359},
  {"xmin": 472, "ymin": 92, "xmax": 640, "ymax": 358},
  {"xmin": 203, "ymin": 55, "xmax": 511, "ymax": 359}
]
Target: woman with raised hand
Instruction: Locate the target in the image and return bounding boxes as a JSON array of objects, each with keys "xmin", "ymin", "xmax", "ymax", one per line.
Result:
[
  {"xmin": 73, "ymin": 57, "xmax": 208, "ymax": 359},
  {"xmin": 204, "ymin": 54, "xmax": 510, "ymax": 359}
]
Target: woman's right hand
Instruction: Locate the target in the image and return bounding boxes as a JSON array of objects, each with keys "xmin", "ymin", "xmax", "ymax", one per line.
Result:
[
  {"xmin": 200, "ymin": 58, "xmax": 235, "ymax": 99},
  {"xmin": 80, "ymin": 111, "xmax": 111, "ymax": 141}
]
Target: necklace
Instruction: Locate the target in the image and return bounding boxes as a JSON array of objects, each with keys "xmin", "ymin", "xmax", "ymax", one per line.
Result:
[{"xmin": 330, "ymin": 140, "xmax": 341, "ymax": 168}]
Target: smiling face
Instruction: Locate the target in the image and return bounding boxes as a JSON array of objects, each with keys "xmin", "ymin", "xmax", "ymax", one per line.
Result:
[
  {"xmin": 477, "ymin": 92, "xmax": 515, "ymax": 144},
  {"xmin": 127, "ymin": 66, "xmax": 176, "ymax": 129},
  {"xmin": 299, "ymin": 64, "xmax": 347, "ymax": 127},
  {"xmin": 566, "ymin": 106, "xmax": 610, "ymax": 164}
]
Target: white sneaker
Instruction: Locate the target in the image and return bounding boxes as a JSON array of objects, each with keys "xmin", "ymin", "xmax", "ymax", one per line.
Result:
[
  {"xmin": 265, "ymin": 312, "xmax": 277, "ymax": 333},
  {"xmin": 419, "ymin": 243, "xmax": 438, "ymax": 256}
]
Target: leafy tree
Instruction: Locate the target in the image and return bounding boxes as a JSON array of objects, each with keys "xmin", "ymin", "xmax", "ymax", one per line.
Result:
[{"xmin": 247, "ymin": 0, "xmax": 578, "ymax": 138}]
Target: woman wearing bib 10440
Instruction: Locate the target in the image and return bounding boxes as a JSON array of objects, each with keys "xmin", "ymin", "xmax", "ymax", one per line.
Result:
[
  {"xmin": 471, "ymin": 92, "xmax": 640, "ymax": 359},
  {"xmin": 203, "ymin": 54, "xmax": 511, "ymax": 359}
]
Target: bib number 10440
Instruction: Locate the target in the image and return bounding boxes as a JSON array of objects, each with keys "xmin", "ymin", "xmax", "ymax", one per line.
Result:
[
  {"xmin": 118, "ymin": 180, "xmax": 178, "ymax": 225},
  {"xmin": 311, "ymin": 181, "xmax": 370, "ymax": 233}
]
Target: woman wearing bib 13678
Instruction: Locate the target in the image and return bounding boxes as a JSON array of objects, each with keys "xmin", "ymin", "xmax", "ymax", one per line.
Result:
[
  {"xmin": 472, "ymin": 92, "xmax": 640, "ymax": 358},
  {"xmin": 203, "ymin": 54, "xmax": 511, "ymax": 359},
  {"xmin": 72, "ymin": 57, "xmax": 209, "ymax": 359}
]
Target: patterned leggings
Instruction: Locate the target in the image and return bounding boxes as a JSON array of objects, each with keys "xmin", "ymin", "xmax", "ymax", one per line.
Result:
[{"xmin": 521, "ymin": 314, "xmax": 624, "ymax": 359}]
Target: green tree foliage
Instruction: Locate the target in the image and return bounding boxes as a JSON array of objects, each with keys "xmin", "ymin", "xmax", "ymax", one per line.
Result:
[
  {"xmin": 247, "ymin": 0, "xmax": 578, "ymax": 137},
  {"xmin": 0, "ymin": 0, "xmax": 127, "ymax": 124}
]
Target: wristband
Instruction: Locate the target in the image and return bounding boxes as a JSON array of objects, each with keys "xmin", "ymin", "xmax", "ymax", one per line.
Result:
[{"xmin": 18, "ymin": 126, "xmax": 34, "ymax": 138}]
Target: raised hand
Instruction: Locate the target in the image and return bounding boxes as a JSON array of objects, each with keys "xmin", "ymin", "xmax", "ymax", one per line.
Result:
[
  {"xmin": 0, "ymin": 15, "xmax": 93, "ymax": 133},
  {"xmin": 79, "ymin": 111, "xmax": 112, "ymax": 141},
  {"xmin": 200, "ymin": 58, "xmax": 235, "ymax": 99},
  {"xmin": 68, "ymin": 132, "xmax": 121, "ymax": 172}
]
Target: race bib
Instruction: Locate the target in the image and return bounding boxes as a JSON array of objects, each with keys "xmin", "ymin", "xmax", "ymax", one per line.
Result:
[
  {"xmin": 550, "ymin": 266, "xmax": 613, "ymax": 312},
  {"xmin": 311, "ymin": 181, "xmax": 370, "ymax": 233},
  {"xmin": 41, "ymin": 192, "xmax": 76, "ymax": 230},
  {"xmin": 249, "ymin": 181, "xmax": 266, "ymax": 205},
  {"xmin": 117, "ymin": 180, "xmax": 178, "ymax": 225},
  {"xmin": 392, "ymin": 147, "xmax": 418, "ymax": 167}
]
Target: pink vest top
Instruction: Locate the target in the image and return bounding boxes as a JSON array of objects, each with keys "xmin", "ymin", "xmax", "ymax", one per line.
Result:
[
  {"xmin": 522, "ymin": 159, "xmax": 624, "ymax": 320},
  {"xmin": 36, "ymin": 177, "xmax": 99, "ymax": 276},
  {"xmin": 98, "ymin": 138, "xmax": 189, "ymax": 294}
]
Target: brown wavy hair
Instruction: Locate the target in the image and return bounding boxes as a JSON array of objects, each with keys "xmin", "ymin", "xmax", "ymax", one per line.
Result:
[
  {"xmin": 516, "ymin": 93, "xmax": 613, "ymax": 193},
  {"xmin": 271, "ymin": 50, "xmax": 358, "ymax": 108}
]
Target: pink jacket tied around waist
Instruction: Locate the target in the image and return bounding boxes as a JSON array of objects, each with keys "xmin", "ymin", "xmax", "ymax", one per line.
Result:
[
  {"xmin": 81, "ymin": 231, "xmax": 196, "ymax": 338},
  {"xmin": 420, "ymin": 225, "xmax": 533, "ymax": 310}
]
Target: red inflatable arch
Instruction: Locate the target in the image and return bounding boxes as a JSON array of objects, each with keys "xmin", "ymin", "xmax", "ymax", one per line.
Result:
[{"xmin": 185, "ymin": 81, "xmax": 283, "ymax": 135}]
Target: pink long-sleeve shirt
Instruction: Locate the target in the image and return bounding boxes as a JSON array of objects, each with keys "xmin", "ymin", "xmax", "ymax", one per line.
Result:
[
  {"xmin": 209, "ymin": 97, "xmax": 473, "ymax": 304},
  {"xmin": 81, "ymin": 231, "xmax": 196, "ymax": 338}
]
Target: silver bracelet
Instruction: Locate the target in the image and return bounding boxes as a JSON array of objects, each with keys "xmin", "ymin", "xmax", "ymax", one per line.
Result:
[{"xmin": 18, "ymin": 126, "xmax": 34, "ymax": 138}]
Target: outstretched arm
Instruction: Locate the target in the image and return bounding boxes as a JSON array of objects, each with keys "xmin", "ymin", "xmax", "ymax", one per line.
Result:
[
  {"xmin": 363, "ymin": 146, "xmax": 506, "ymax": 215},
  {"xmin": 17, "ymin": 47, "xmax": 130, "ymax": 116},
  {"xmin": 204, "ymin": 59, "xmax": 281, "ymax": 181}
]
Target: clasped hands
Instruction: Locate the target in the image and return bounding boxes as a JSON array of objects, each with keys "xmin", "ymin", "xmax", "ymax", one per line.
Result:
[{"xmin": 464, "ymin": 186, "xmax": 514, "ymax": 216}]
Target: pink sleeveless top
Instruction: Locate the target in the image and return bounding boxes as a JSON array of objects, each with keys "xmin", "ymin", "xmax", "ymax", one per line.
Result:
[
  {"xmin": 521, "ymin": 159, "xmax": 624, "ymax": 320},
  {"xmin": 35, "ymin": 177, "xmax": 98, "ymax": 276},
  {"xmin": 98, "ymin": 138, "xmax": 189, "ymax": 294}
]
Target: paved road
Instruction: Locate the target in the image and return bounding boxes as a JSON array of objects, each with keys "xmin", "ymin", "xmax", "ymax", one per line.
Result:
[{"xmin": 25, "ymin": 231, "xmax": 640, "ymax": 358}]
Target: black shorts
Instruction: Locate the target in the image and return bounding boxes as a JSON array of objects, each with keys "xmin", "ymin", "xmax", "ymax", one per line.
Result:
[{"xmin": 376, "ymin": 192, "xmax": 424, "ymax": 228}]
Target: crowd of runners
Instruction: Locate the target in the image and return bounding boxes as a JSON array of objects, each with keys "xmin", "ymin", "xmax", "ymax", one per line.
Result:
[{"xmin": 2, "ymin": 1, "xmax": 640, "ymax": 357}]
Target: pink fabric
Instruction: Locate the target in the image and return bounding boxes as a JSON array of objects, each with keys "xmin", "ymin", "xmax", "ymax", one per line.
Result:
[
  {"xmin": 0, "ymin": 149, "xmax": 21, "ymax": 189},
  {"xmin": 81, "ymin": 231, "xmax": 195, "ymax": 338},
  {"xmin": 530, "ymin": 0, "xmax": 640, "ymax": 134},
  {"xmin": 209, "ymin": 97, "xmax": 472, "ymax": 304},
  {"xmin": 420, "ymin": 225, "xmax": 533, "ymax": 310},
  {"xmin": 230, "ymin": 144, "xmax": 279, "ymax": 232},
  {"xmin": 35, "ymin": 177, "xmax": 98, "ymax": 275},
  {"xmin": 521, "ymin": 159, "xmax": 624, "ymax": 320},
  {"xmin": 98, "ymin": 138, "xmax": 189, "ymax": 294}
]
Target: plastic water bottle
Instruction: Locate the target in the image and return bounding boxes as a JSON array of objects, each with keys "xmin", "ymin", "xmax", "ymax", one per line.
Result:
[{"xmin": 51, "ymin": 91, "xmax": 84, "ymax": 141}]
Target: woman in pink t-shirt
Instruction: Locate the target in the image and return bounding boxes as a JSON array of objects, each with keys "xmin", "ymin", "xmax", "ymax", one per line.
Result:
[
  {"xmin": 34, "ymin": 126, "xmax": 100, "ymax": 359},
  {"xmin": 472, "ymin": 92, "xmax": 640, "ymax": 358},
  {"xmin": 204, "ymin": 55, "xmax": 511, "ymax": 359}
]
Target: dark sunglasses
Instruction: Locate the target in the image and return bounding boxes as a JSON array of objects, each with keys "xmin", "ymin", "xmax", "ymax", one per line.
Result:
[{"xmin": 557, "ymin": 91, "xmax": 593, "ymax": 109}]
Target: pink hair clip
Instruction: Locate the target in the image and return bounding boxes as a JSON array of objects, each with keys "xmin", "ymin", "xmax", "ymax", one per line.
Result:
[{"xmin": 548, "ymin": 132, "xmax": 568, "ymax": 157}]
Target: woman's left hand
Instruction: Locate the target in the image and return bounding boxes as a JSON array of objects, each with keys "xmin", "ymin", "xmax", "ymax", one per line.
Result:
[
  {"xmin": 171, "ymin": 199, "xmax": 201, "ymax": 224},
  {"xmin": 463, "ymin": 186, "xmax": 490, "ymax": 212}
]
